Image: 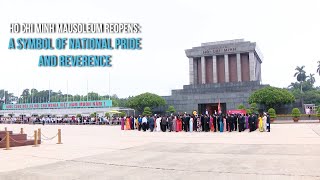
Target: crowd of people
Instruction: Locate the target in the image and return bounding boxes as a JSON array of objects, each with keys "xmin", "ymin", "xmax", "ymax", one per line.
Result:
[
  {"xmin": 0, "ymin": 112, "xmax": 272, "ymax": 133},
  {"xmin": 121, "ymin": 113, "xmax": 271, "ymax": 133}
]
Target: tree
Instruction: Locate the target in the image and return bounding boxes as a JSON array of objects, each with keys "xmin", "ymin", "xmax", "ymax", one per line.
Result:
[
  {"xmin": 249, "ymin": 86, "xmax": 295, "ymax": 110},
  {"xmin": 21, "ymin": 89, "xmax": 30, "ymax": 98},
  {"xmin": 86, "ymin": 92, "xmax": 100, "ymax": 101},
  {"xmin": 317, "ymin": 107, "xmax": 320, "ymax": 119},
  {"xmin": 119, "ymin": 112, "xmax": 126, "ymax": 117},
  {"xmin": 317, "ymin": 61, "xmax": 320, "ymax": 76},
  {"xmin": 307, "ymin": 73, "xmax": 315, "ymax": 85},
  {"xmin": 0, "ymin": 87, "xmax": 131, "ymax": 107},
  {"xmin": 289, "ymin": 81, "xmax": 314, "ymax": 99},
  {"xmin": 167, "ymin": 105, "xmax": 176, "ymax": 114},
  {"xmin": 0, "ymin": 90, "xmax": 16, "ymax": 104},
  {"xmin": 105, "ymin": 112, "xmax": 110, "ymax": 118},
  {"xmin": 90, "ymin": 112, "xmax": 97, "ymax": 118},
  {"xmin": 118, "ymin": 97, "xmax": 129, "ymax": 107},
  {"xmin": 250, "ymin": 103, "xmax": 258, "ymax": 114},
  {"xmin": 30, "ymin": 88, "xmax": 38, "ymax": 95},
  {"xmin": 237, "ymin": 104, "xmax": 246, "ymax": 110},
  {"xmin": 294, "ymin": 66, "xmax": 307, "ymax": 93},
  {"xmin": 126, "ymin": 92, "xmax": 166, "ymax": 112},
  {"xmin": 301, "ymin": 90, "xmax": 320, "ymax": 105},
  {"xmin": 294, "ymin": 66, "xmax": 307, "ymax": 82},
  {"xmin": 143, "ymin": 107, "xmax": 152, "ymax": 116},
  {"xmin": 288, "ymin": 82, "xmax": 300, "ymax": 90},
  {"xmin": 268, "ymin": 108, "xmax": 276, "ymax": 118},
  {"xmin": 291, "ymin": 108, "xmax": 301, "ymax": 118}
]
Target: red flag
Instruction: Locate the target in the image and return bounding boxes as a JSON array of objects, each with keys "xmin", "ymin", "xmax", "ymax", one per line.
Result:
[{"xmin": 218, "ymin": 99, "xmax": 221, "ymax": 114}]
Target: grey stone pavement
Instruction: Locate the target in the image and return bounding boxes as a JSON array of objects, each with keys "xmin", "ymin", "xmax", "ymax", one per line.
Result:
[{"xmin": 0, "ymin": 123, "xmax": 320, "ymax": 180}]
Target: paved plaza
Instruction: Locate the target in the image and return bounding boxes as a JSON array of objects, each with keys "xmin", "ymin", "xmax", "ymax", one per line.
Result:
[{"xmin": 0, "ymin": 123, "xmax": 320, "ymax": 180}]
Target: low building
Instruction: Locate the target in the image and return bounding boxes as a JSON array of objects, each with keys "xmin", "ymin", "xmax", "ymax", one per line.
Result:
[{"xmin": 0, "ymin": 100, "xmax": 135, "ymax": 117}]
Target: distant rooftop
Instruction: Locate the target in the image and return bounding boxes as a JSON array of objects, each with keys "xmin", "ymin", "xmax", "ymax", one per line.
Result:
[{"xmin": 201, "ymin": 39, "xmax": 245, "ymax": 46}]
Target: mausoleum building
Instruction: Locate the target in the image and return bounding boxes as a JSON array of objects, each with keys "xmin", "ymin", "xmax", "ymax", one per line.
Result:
[{"xmin": 163, "ymin": 39, "xmax": 267, "ymax": 115}]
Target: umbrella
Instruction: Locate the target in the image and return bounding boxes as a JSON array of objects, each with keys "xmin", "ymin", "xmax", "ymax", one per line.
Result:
[{"xmin": 109, "ymin": 110, "xmax": 121, "ymax": 114}]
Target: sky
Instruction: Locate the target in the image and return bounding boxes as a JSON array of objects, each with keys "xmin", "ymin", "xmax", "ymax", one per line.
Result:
[{"xmin": 1, "ymin": 0, "xmax": 320, "ymax": 98}]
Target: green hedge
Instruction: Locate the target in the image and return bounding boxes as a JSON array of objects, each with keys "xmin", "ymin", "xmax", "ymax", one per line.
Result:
[
  {"xmin": 291, "ymin": 108, "xmax": 301, "ymax": 118},
  {"xmin": 268, "ymin": 108, "xmax": 276, "ymax": 118},
  {"xmin": 277, "ymin": 114, "xmax": 316, "ymax": 117}
]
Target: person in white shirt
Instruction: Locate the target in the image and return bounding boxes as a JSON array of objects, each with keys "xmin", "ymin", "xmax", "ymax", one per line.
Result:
[
  {"xmin": 306, "ymin": 108, "xmax": 310, "ymax": 115},
  {"xmin": 262, "ymin": 113, "xmax": 267, "ymax": 132},
  {"xmin": 142, "ymin": 116, "xmax": 148, "ymax": 131},
  {"xmin": 306, "ymin": 107, "xmax": 311, "ymax": 118},
  {"xmin": 156, "ymin": 116, "xmax": 161, "ymax": 132}
]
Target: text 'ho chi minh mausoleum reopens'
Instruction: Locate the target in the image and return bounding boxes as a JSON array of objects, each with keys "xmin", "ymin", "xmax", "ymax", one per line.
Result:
[{"xmin": 163, "ymin": 39, "xmax": 267, "ymax": 115}]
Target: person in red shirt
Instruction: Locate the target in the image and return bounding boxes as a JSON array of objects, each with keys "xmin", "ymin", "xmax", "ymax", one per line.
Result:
[{"xmin": 176, "ymin": 116, "xmax": 182, "ymax": 132}]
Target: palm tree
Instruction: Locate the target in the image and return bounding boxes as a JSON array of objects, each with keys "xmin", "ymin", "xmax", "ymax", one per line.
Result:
[
  {"xmin": 294, "ymin": 66, "xmax": 307, "ymax": 93},
  {"xmin": 288, "ymin": 82, "xmax": 299, "ymax": 90},
  {"xmin": 317, "ymin": 61, "xmax": 320, "ymax": 75},
  {"xmin": 307, "ymin": 73, "xmax": 315, "ymax": 85}
]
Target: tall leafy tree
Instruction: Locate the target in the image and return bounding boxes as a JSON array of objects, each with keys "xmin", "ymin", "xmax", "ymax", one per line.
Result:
[
  {"xmin": 294, "ymin": 66, "xmax": 307, "ymax": 93},
  {"xmin": 127, "ymin": 92, "xmax": 166, "ymax": 112},
  {"xmin": 0, "ymin": 90, "xmax": 16, "ymax": 104},
  {"xmin": 143, "ymin": 107, "xmax": 152, "ymax": 116},
  {"xmin": 317, "ymin": 61, "xmax": 320, "ymax": 76},
  {"xmin": 167, "ymin": 105, "xmax": 176, "ymax": 114},
  {"xmin": 237, "ymin": 104, "xmax": 246, "ymax": 110},
  {"xmin": 21, "ymin": 89, "xmax": 30, "ymax": 98},
  {"xmin": 249, "ymin": 86, "xmax": 295, "ymax": 110},
  {"xmin": 307, "ymin": 73, "xmax": 315, "ymax": 85},
  {"xmin": 288, "ymin": 82, "xmax": 300, "ymax": 90},
  {"xmin": 250, "ymin": 103, "xmax": 258, "ymax": 114}
]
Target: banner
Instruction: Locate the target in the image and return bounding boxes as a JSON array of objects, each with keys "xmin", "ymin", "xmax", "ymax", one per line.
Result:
[
  {"xmin": 227, "ymin": 109, "xmax": 247, "ymax": 115},
  {"xmin": 2, "ymin": 100, "xmax": 112, "ymax": 110}
]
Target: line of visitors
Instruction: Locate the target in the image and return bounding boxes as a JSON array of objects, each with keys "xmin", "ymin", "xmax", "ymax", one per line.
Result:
[{"xmin": 120, "ymin": 113, "xmax": 271, "ymax": 132}]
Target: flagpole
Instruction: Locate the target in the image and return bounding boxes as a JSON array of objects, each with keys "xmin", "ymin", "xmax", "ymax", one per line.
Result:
[
  {"xmin": 67, "ymin": 80, "xmax": 69, "ymax": 102},
  {"xmin": 218, "ymin": 98, "xmax": 221, "ymax": 114},
  {"xmin": 32, "ymin": 81, "xmax": 34, "ymax": 104},
  {"xmin": 109, "ymin": 71, "xmax": 111, "ymax": 100},
  {"xmin": 17, "ymin": 80, "xmax": 19, "ymax": 104},
  {"xmin": 87, "ymin": 80, "xmax": 89, "ymax": 101},
  {"xmin": 4, "ymin": 90, "xmax": 6, "ymax": 104},
  {"xmin": 48, "ymin": 80, "xmax": 51, "ymax": 102}
]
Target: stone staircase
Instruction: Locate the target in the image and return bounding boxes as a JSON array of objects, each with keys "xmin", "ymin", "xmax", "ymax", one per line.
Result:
[{"xmin": 0, "ymin": 130, "xmax": 41, "ymax": 148}]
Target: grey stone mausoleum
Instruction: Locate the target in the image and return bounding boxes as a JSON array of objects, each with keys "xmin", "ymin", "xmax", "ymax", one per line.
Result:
[{"xmin": 163, "ymin": 39, "xmax": 267, "ymax": 115}]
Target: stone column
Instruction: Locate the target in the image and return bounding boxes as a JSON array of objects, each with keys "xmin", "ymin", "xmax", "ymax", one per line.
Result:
[
  {"xmin": 212, "ymin": 55, "xmax": 217, "ymax": 83},
  {"xmin": 224, "ymin": 54, "xmax": 229, "ymax": 82},
  {"xmin": 249, "ymin": 52, "xmax": 255, "ymax": 81},
  {"xmin": 189, "ymin": 57, "xmax": 194, "ymax": 84},
  {"xmin": 193, "ymin": 59, "xmax": 198, "ymax": 84},
  {"xmin": 236, "ymin": 53, "xmax": 241, "ymax": 82},
  {"xmin": 201, "ymin": 56, "xmax": 206, "ymax": 84}
]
